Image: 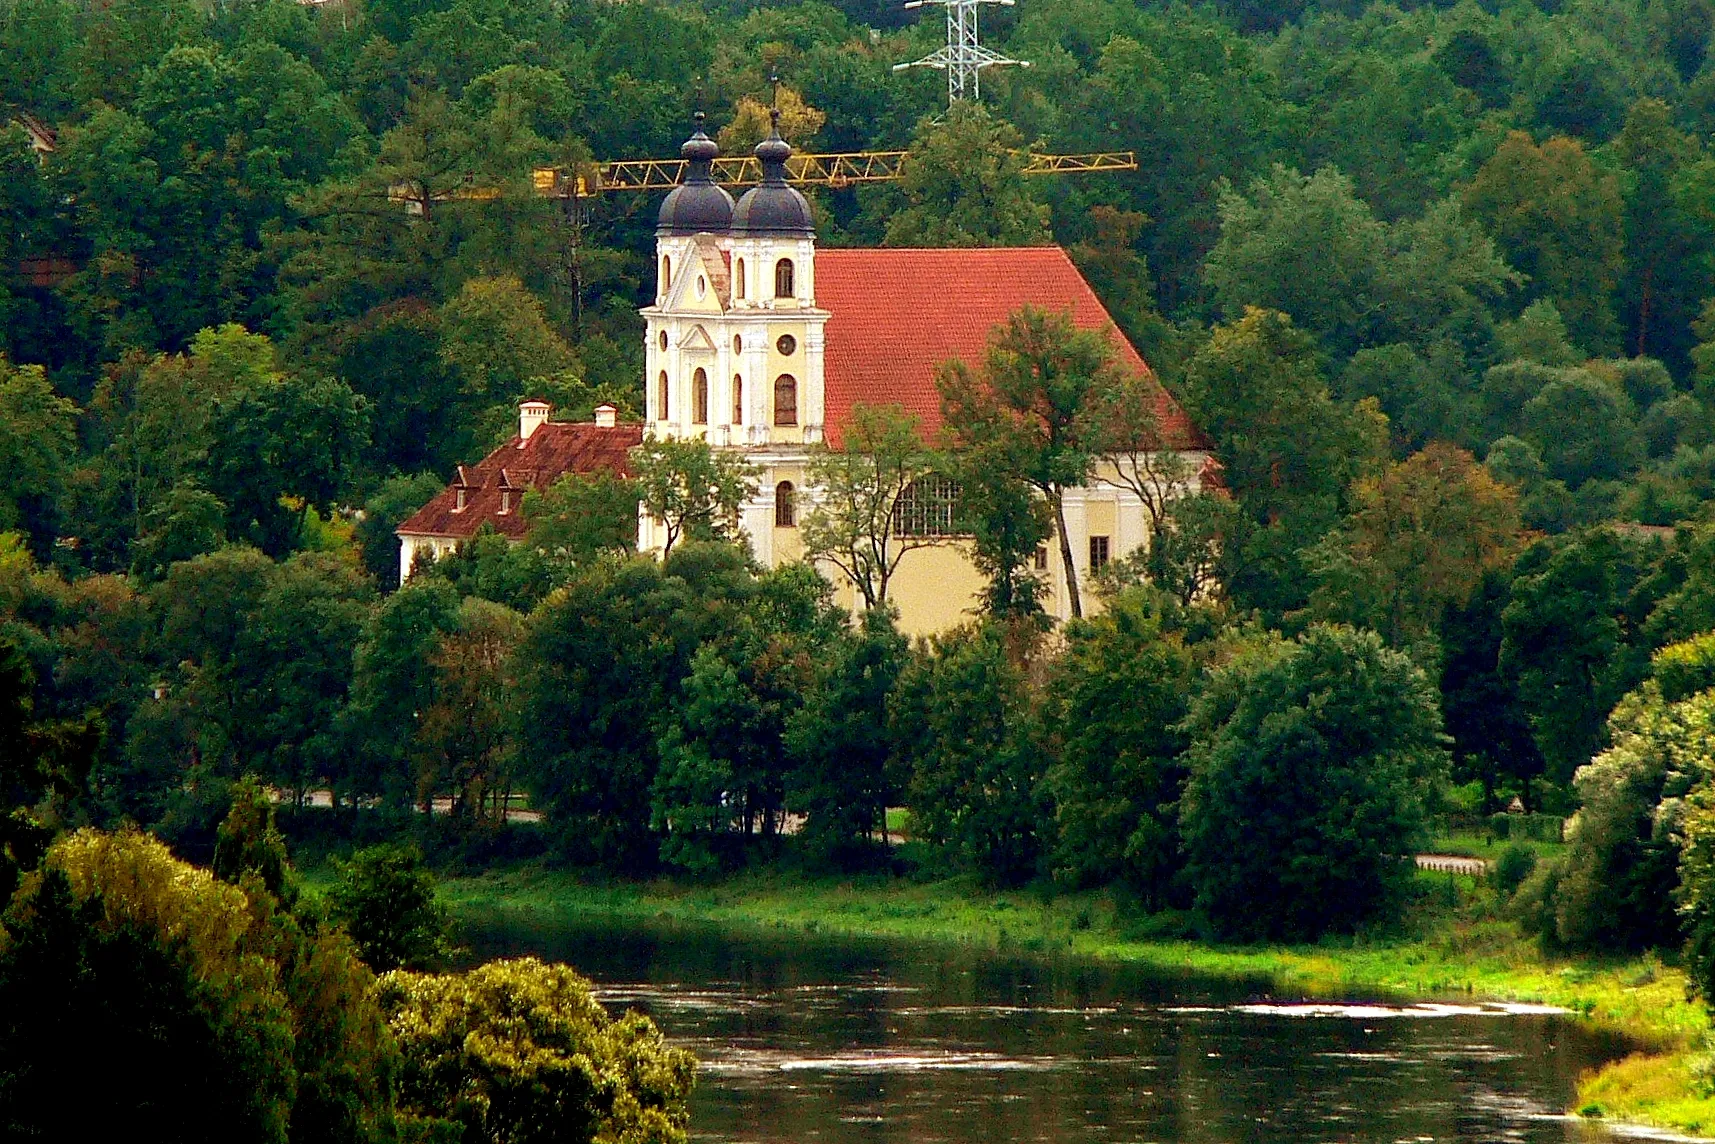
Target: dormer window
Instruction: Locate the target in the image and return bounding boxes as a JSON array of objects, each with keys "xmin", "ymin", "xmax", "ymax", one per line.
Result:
[
  {"xmin": 499, "ymin": 490, "xmax": 511, "ymax": 514},
  {"xmin": 454, "ymin": 487, "xmax": 466, "ymax": 512},
  {"xmin": 736, "ymin": 258, "xmax": 746, "ymax": 299},
  {"xmin": 774, "ymin": 259, "xmax": 794, "ymax": 298}
]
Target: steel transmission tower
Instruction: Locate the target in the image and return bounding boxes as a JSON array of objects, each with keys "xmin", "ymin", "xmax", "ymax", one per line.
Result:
[{"xmin": 892, "ymin": 0, "xmax": 1028, "ymax": 103}]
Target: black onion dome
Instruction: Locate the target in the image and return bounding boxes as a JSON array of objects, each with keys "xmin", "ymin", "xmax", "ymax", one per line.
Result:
[
  {"xmin": 732, "ymin": 111, "xmax": 813, "ymax": 237},
  {"xmin": 657, "ymin": 113, "xmax": 734, "ymax": 236}
]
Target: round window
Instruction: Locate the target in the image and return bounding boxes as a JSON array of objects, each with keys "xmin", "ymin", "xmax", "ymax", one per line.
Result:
[
  {"xmin": 658, "ymin": 331, "xmax": 668, "ymax": 352},
  {"xmin": 776, "ymin": 334, "xmax": 797, "ymax": 356}
]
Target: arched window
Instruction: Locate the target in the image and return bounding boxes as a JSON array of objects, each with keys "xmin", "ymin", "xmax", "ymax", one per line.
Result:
[
  {"xmin": 775, "ymin": 481, "xmax": 796, "ymax": 528},
  {"xmin": 658, "ymin": 330, "xmax": 668, "ymax": 352},
  {"xmin": 773, "ymin": 374, "xmax": 798, "ymax": 426},
  {"xmin": 892, "ymin": 475, "xmax": 965, "ymax": 537},
  {"xmin": 735, "ymin": 258, "xmax": 746, "ymax": 299},
  {"xmin": 660, "ymin": 255, "xmax": 671, "ymax": 294},
  {"xmin": 657, "ymin": 370, "xmax": 670, "ymax": 420},
  {"xmin": 774, "ymin": 258, "xmax": 794, "ymax": 298},
  {"xmin": 732, "ymin": 375, "xmax": 744, "ymax": 424},
  {"xmin": 692, "ymin": 368, "xmax": 708, "ymax": 424}
]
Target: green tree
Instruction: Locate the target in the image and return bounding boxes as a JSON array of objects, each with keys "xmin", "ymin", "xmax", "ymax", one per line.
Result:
[
  {"xmin": 651, "ymin": 565, "xmax": 837, "ymax": 872},
  {"xmin": 1308, "ymin": 443, "xmax": 1522, "ymax": 648},
  {"xmin": 327, "ymin": 844, "xmax": 451, "ymax": 973},
  {"xmin": 414, "ymin": 597, "xmax": 524, "ymax": 824},
  {"xmin": 938, "ymin": 307, "xmax": 1126, "ymax": 619},
  {"xmin": 212, "ymin": 775, "xmax": 294, "ymax": 906},
  {"xmin": 1463, "ymin": 132, "xmax": 1626, "ymax": 355},
  {"xmin": 1179, "ymin": 626, "xmax": 1448, "ymax": 941},
  {"xmin": 208, "ymin": 372, "xmax": 371, "ymax": 557},
  {"xmin": 1524, "ymin": 677, "xmax": 1707, "ymax": 952},
  {"xmin": 357, "ymin": 473, "xmax": 446, "ymax": 588},
  {"xmin": 0, "ymin": 356, "xmax": 78, "ymax": 552},
  {"xmin": 784, "ymin": 608, "xmax": 910, "ymax": 868},
  {"xmin": 880, "ymin": 104, "xmax": 1049, "ymax": 248},
  {"xmin": 1041, "ymin": 589, "xmax": 1198, "ymax": 905},
  {"xmin": 1177, "ymin": 308, "xmax": 1385, "ymax": 619},
  {"xmin": 633, "ymin": 436, "xmax": 756, "ymax": 557},
  {"xmin": 522, "ymin": 471, "xmax": 641, "ymax": 568},
  {"xmin": 1501, "ymin": 529, "xmax": 1666, "ymax": 787},
  {"xmin": 800, "ymin": 403, "xmax": 943, "ymax": 612},
  {"xmin": 1519, "ymin": 373, "xmax": 1643, "ymax": 488},
  {"xmin": 893, "ymin": 624, "xmax": 1046, "ymax": 885},
  {"xmin": 438, "ymin": 275, "xmax": 578, "ymax": 407},
  {"xmin": 342, "ymin": 579, "xmax": 463, "ymax": 807},
  {"xmin": 379, "ymin": 957, "xmax": 695, "ymax": 1144}
]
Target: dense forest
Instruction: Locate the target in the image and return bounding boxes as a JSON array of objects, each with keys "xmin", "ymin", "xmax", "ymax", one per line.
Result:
[
  {"xmin": 15, "ymin": 0, "xmax": 1715, "ymax": 1135},
  {"xmin": 9, "ymin": 0, "xmax": 1715, "ymax": 963}
]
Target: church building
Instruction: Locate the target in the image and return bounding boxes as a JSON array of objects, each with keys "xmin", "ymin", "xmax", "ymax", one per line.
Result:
[
  {"xmin": 398, "ymin": 116, "xmax": 1212, "ymax": 634},
  {"xmin": 639, "ymin": 115, "xmax": 1211, "ymax": 633}
]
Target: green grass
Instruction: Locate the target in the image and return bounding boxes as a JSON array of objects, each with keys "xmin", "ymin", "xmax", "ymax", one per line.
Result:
[{"xmin": 1425, "ymin": 829, "xmax": 1568, "ymax": 864}]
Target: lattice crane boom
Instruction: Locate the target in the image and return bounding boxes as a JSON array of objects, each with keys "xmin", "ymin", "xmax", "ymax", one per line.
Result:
[{"xmin": 530, "ymin": 148, "xmax": 1135, "ymax": 198}]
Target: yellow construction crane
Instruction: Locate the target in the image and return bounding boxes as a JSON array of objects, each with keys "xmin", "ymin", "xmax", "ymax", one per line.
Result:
[{"xmin": 532, "ymin": 148, "xmax": 1137, "ymax": 197}]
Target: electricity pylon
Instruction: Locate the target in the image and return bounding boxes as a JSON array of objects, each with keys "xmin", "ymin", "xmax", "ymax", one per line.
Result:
[{"xmin": 892, "ymin": 0, "xmax": 1029, "ymax": 104}]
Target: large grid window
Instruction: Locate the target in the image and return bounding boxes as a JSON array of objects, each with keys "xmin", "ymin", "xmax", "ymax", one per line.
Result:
[{"xmin": 892, "ymin": 475, "xmax": 965, "ymax": 537}]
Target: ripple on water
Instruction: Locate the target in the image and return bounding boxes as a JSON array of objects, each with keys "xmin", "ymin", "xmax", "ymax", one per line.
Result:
[{"xmin": 700, "ymin": 1048, "xmax": 1062, "ymax": 1076}]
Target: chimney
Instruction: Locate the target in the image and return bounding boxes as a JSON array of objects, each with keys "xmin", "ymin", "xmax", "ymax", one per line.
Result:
[
  {"xmin": 593, "ymin": 402, "xmax": 618, "ymax": 429},
  {"xmin": 519, "ymin": 400, "xmax": 552, "ymax": 442}
]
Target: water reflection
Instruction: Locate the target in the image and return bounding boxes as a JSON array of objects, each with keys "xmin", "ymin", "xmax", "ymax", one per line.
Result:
[{"xmin": 460, "ymin": 912, "xmax": 1640, "ymax": 1144}]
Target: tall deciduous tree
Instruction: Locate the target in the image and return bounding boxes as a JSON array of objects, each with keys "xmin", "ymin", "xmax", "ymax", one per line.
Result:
[
  {"xmin": 1308, "ymin": 443, "xmax": 1522, "ymax": 648},
  {"xmin": 633, "ymin": 436, "xmax": 757, "ymax": 557},
  {"xmin": 1177, "ymin": 307, "xmax": 1386, "ymax": 619},
  {"xmin": 1463, "ymin": 132, "xmax": 1626, "ymax": 355},
  {"xmin": 1041, "ymin": 590, "xmax": 1198, "ymax": 905},
  {"xmin": 880, "ymin": 105, "xmax": 1050, "ymax": 248},
  {"xmin": 938, "ymin": 307, "xmax": 1125, "ymax": 619},
  {"xmin": 0, "ymin": 356, "xmax": 78, "ymax": 552},
  {"xmin": 800, "ymin": 403, "xmax": 942, "ymax": 613}
]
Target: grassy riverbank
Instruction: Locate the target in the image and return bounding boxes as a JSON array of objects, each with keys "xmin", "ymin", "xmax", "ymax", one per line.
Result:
[{"xmin": 441, "ymin": 866, "xmax": 1715, "ymax": 1133}]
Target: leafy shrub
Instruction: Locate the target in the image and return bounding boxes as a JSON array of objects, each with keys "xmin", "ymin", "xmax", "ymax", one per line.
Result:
[
  {"xmin": 1493, "ymin": 843, "xmax": 1538, "ymax": 896},
  {"xmin": 1487, "ymin": 812, "xmax": 1565, "ymax": 842},
  {"xmin": 379, "ymin": 957, "xmax": 696, "ymax": 1144}
]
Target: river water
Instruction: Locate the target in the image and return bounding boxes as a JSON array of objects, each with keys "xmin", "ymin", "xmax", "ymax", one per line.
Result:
[{"xmin": 461, "ymin": 913, "xmax": 1647, "ymax": 1144}]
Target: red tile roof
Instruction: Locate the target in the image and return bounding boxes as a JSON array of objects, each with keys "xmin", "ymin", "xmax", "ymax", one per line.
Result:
[
  {"xmin": 815, "ymin": 247, "xmax": 1204, "ymax": 449},
  {"xmin": 397, "ymin": 420, "xmax": 643, "ymax": 540}
]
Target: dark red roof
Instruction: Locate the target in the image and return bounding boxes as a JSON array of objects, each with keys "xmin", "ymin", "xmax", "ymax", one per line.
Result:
[
  {"xmin": 815, "ymin": 247, "xmax": 1203, "ymax": 449},
  {"xmin": 397, "ymin": 420, "xmax": 642, "ymax": 540}
]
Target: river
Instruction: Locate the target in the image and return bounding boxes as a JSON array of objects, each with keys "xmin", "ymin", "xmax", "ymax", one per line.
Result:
[{"xmin": 461, "ymin": 912, "xmax": 1645, "ymax": 1144}]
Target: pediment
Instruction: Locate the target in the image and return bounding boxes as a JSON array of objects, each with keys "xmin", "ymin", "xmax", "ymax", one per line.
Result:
[{"xmin": 680, "ymin": 324, "xmax": 718, "ymax": 354}]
